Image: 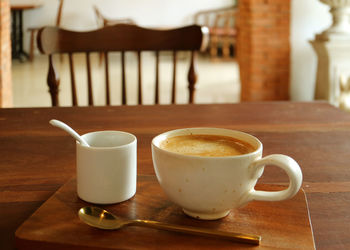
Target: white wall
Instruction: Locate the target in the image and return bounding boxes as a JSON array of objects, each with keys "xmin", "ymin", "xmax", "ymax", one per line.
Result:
[
  {"xmin": 290, "ymin": 0, "xmax": 331, "ymax": 101},
  {"xmin": 18, "ymin": 0, "xmax": 332, "ymax": 101}
]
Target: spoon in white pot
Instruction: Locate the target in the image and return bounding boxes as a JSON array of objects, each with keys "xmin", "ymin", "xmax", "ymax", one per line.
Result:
[{"xmin": 49, "ymin": 119, "xmax": 89, "ymax": 147}]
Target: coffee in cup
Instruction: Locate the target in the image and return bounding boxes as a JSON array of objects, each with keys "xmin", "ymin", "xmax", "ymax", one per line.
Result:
[
  {"xmin": 152, "ymin": 128, "xmax": 303, "ymax": 220},
  {"xmin": 159, "ymin": 134, "xmax": 256, "ymax": 157}
]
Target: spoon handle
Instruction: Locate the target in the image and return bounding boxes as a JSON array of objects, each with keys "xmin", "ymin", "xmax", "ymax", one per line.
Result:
[
  {"xmin": 49, "ymin": 119, "xmax": 89, "ymax": 146},
  {"xmin": 131, "ymin": 219, "xmax": 261, "ymax": 245}
]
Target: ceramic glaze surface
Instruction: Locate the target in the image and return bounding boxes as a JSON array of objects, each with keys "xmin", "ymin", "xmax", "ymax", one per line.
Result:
[{"xmin": 77, "ymin": 131, "xmax": 137, "ymax": 204}]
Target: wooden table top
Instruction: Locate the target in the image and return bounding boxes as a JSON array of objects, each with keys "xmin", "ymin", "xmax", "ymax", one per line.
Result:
[{"xmin": 1, "ymin": 102, "xmax": 350, "ymax": 249}]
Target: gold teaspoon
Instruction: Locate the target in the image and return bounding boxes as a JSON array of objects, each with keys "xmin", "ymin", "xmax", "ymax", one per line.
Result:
[{"xmin": 78, "ymin": 206, "xmax": 261, "ymax": 245}]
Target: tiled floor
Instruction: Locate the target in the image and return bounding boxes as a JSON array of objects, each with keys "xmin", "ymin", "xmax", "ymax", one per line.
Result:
[{"xmin": 12, "ymin": 53, "xmax": 240, "ymax": 107}]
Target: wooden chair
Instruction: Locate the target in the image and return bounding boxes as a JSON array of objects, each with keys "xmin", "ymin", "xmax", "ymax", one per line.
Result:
[
  {"xmin": 37, "ymin": 24, "xmax": 208, "ymax": 106},
  {"xmin": 194, "ymin": 6, "xmax": 237, "ymax": 60},
  {"xmin": 28, "ymin": 0, "xmax": 64, "ymax": 62}
]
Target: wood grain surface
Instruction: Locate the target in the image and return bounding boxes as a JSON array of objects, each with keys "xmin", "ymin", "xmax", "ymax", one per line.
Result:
[
  {"xmin": 1, "ymin": 102, "xmax": 350, "ymax": 249},
  {"xmin": 15, "ymin": 176, "xmax": 314, "ymax": 249}
]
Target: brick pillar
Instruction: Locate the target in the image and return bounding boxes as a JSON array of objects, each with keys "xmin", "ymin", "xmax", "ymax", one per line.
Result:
[
  {"xmin": 237, "ymin": 0, "xmax": 290, "ymax": 101},
  {"xmin": 0, "ymin": 0, "xmax": 12, "ymax": 107}
]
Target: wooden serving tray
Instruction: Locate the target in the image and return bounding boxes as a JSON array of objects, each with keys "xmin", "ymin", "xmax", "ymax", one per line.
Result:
[{"xmin": 15, "ymin": 175, "xmax": 315, "ymax": 249}]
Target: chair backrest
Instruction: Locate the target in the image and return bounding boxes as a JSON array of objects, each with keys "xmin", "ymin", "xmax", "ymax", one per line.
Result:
[{"xmin": 37, "ymin": 24, "xmax": 208, "ymax": 106}]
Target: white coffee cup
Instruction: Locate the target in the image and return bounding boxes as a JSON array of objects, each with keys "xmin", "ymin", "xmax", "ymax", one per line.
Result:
[
  {"xmin": 76, "ymin": 131, "xmax": 137, "ymax": 204},
  {"xmin": 152, "ymin": 128, "xmax": 302, "ymax": 220}
]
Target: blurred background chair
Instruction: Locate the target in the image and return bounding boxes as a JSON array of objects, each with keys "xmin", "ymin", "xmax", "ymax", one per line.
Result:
[
  {"xmin": 37, "ymin": 24, "xmax": 208, "ymax": 106},
  {"xmin": 27, "ymin": 0, "xmax": 64, "ymax": 62},
  {"xmin": 93, "ymin": 5, "xmax": 136, "ymax": 28},
  {"xmin": 194, "ymin": 6, "xmax": 237, "ymax": 60}
]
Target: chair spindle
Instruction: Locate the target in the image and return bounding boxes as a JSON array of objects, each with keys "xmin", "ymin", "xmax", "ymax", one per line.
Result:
[
  {"xmin": 121, "ymin": 51, "xmax": 126, "ymax": 105},
  {"xmin": 137, "ymin": 51, "xmax": 142, "ymax": 105},
  {"xmin": 68, "ymin": 53, "xmax": 77, "ymax": 106},
  {"xmin": 86, "ymin": 52, "xmax": 94, "ymax": 105},
  {"xmin": 187, "ymin": 51, "xmax": 197, "ymax": 104},
  {"xmin": 104, "ymin": 52, "xmax": 110, "ymax": 105},
  {"xmin": 155, "ymin": 51, "xmax": 159, "ymax": 104},
  {"xmin": 47, "ymin": 55, "xmax": 60, "ymax": 106},
  {"xmin": 172, "ymin": 51, "xmax": 177, "ymax": 104}
]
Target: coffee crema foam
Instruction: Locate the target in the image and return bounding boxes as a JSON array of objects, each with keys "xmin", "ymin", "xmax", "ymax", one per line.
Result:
[{"xmin": 159, "ymin": 134, "xmax": 256, "ymax": 157}]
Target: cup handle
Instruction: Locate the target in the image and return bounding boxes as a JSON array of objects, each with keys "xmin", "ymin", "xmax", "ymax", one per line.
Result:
[{"xmin": 247, "ymin": 154, "xmax": 303, "ymax": 202}]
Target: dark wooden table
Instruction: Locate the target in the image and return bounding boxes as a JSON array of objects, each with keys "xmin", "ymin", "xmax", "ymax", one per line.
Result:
[{"xmin": 1, "ymin": 102, "xmax": 350, "ymax": 249}]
